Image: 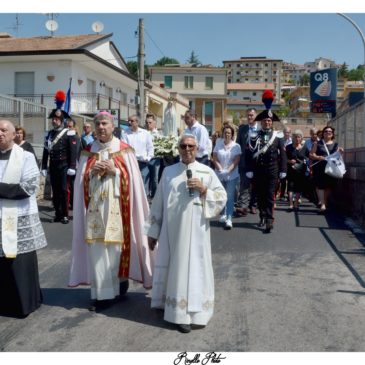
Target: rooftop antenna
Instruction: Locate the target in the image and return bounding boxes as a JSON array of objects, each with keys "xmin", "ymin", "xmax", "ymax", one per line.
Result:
[
  {"xmin": 92, "ymin": 21, "xmax": 104, "ymax": 34},
  {"xmin": 44, "ymin": 13, "xmax": 59, "ymax": 37},
  {"xmin": 7, "ymin": 13, "xmax": 23, "ymax": 37},
  {"xmin": 45, "ymin": 19, "xmax": 58, "ymax": 37}
]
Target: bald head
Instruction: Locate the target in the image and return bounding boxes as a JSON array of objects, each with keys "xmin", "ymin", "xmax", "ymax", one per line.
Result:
[{"xmin": 0, "ymin": 120, "xmax": 16, "ymax": 151}]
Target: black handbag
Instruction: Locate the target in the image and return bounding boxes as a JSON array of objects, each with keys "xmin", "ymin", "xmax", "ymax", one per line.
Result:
[{"xmin": 292, "ymin": 160, "xmax": 306, "ymax": 173}]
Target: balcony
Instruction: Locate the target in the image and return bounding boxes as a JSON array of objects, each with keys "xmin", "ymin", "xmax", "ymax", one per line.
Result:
[{"xmin": 9, "ymin": 93, "xmax": 136, "ymax": 120}]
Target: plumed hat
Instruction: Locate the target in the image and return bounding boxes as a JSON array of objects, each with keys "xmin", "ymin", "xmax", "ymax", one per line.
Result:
[
  {"xmin": 48, "ymin": 90, "xmax": 70, "ymax": 120},
  {"xmin": 254, "ymin": 90, "xmax": 280, "ymax": 122}
]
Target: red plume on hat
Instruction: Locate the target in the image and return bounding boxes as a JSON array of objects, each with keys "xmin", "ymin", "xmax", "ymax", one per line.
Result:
[
  {"xmin": 54, "ymin": 90, "xmax": 66, "ymax": 109},
  {"xmin": 262, "ymin": 90, "xmax": 274, "ymax": 111},
  {"xmin": 254, "ymin": 89, "xmax": 280, "ymax": 122}
]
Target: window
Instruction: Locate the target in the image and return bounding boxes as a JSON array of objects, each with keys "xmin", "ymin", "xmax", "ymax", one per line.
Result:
[
  {"xmin": 273, "ymin": 63, "xmax": 277, "ymax": 67},
  {"xmin": 205, "ymin": 77, "xmax": 213, "ymax": 89},
  {"xmin": 307, "ymin": 118, "xmax": 313, "ymax": 124},
  {"xmin": 236, "ymin": 71, "xmax": 240, "ymax": 75},
  {"xmin": 233, "ymin": 91, "xmax": 237, "ymax": 96},
  {"xmin": 15, "ymin": 72, "xmax": 34, "ymax": 96},
  {"xmin": 164, "ymin": 75, "xmax": 172, "ymax": 89},
  {"xmin": 292, "ymin": 118, "xmax": 297, "ymax": 124},
  {"xmin": 236, "ymin": 79, "xmax": 240, "ymax": 82},
  {"xmin": 253, "ymin": 92, "xmax": 257, "ymax": 96},
  {"xmin": 204, "ymin": 101, "xmax": 213, "ymax": 128},
  {"xmin": 228, "ymin": 78, "xmax": 231, "ymax": 83},
  {"xmin": 184, "ymin": 76, "xmax": 194, "ymax": 89}
]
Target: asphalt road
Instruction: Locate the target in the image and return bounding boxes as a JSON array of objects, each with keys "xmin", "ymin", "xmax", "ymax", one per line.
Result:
[{"xmin": 1, "ymin": 198, "xmax": 365, "ymax": 353}]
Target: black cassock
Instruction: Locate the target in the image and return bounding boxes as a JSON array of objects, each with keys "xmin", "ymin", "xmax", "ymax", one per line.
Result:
[{"xmin": 0, "ymin": 149, "xmax": 45, "ymax": 318}]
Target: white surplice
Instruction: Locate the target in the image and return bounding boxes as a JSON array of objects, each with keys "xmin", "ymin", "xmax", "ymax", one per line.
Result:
[
  {"xmin": 69, "ymin": 137, "xmax": 155, "ymax": 299},
  {"xmin": 145, "ymin": 161, "xmax": 227, "ymax": 325}
]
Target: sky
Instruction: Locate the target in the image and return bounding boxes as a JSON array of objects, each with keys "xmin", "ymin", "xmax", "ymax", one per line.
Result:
[{"xmin": 1, "ymin": 11, "xmax": 365, "ymax": 70}]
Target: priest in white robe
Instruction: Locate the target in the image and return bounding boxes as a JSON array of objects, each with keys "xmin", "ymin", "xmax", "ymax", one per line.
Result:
[
  {"xmin": 0, "ymin": 120, "xmax": 47, "ymax": 318},
  {"xmin": 145, "ymin": 134, "xmax": 227, "ymax": 333},
  {"xmin": 69, "ymin": 112, "xmax": 154, "ymax": 311}
]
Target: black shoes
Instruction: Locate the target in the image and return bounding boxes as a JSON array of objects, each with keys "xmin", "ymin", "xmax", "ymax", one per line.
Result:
[
  {"xmin": 177, "ymin": 324, "xmax": 191, "ymax": 333},
  {"xmin": 119, "ymin": 280, "xmax": 129, "ymax": 296},
  {"xmin": 54, "ymin": 216, "xmax": 69, "ymax": 224},
  {"xmin": 264, "ymin": 219, "xmax": 274, "ymax": 233},
  {"xmin": 88, "ymin": 299, "xmax": 115, "ymax": 312}
]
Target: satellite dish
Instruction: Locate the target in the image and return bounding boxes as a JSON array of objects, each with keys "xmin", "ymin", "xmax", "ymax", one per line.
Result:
[
  {"xmin": 45, "ymin": 19, "xmax": 58, "ymax": 34},
  {"xmin": 92, "ymin": 21, "xmax": 104, "ymax": 34}
]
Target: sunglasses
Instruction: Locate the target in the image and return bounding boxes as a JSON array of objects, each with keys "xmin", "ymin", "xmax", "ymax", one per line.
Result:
[{"xmin": 179, "ymin": 144, "xmax": 196, "ymax": 149}]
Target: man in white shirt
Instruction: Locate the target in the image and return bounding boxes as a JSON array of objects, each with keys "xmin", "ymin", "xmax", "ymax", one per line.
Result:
[
  {"xmin": 125, "ymin": 115, "xmax": 154, "ymax": 197},
  {"xmin": 183, "ymin": 109, "xmax": 210, "ymax": 166}
]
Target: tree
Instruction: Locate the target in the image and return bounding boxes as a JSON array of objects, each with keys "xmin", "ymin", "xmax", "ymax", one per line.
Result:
[
  {"xmin": 154, "ymin": 57, "xmax": 179, "ymax": 66},
  {"xmin": 299, "ymin": 73, "xmax": 310, "ymax": 86},
  {"xmin": 126, "ymin": 60, "xmax": 150, "ymax": 79},
  {"xmin": 348, "ymin": 65, "xmax": 364, "ymax": 81},
  {"xmin": 187, "ymin": 50, "xmax": 201, "ymax": 64},
  {"xmin": 338, "ymin": 62, "xmax": 349, "ymax": 79}
]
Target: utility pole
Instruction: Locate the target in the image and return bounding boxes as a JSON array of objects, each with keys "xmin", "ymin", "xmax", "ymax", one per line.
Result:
[{"xmin": 137, "ymin": 18, "xmax": 145, "ymax": 123}]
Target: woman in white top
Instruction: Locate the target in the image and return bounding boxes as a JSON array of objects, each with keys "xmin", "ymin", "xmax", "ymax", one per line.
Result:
[{"xmin": 212, "ymin": 125, "xmax": 241, "ymax": 229}]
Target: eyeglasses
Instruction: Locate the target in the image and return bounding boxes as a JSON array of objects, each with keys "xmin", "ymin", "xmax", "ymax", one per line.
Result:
[{"xmin": 179, "ymin": 144, "xmax": 196, "ymax": 150}]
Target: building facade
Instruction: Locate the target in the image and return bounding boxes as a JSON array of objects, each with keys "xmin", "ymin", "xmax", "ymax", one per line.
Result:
[{"xmin": 149, "ymin": 64, "xmax": 228, "ymax": 134}]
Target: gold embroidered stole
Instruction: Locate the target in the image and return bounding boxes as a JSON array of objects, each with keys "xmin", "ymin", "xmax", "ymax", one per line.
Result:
[{"xmin": 83, "ymin": 145, "xmax": 131, "ymax": 278}]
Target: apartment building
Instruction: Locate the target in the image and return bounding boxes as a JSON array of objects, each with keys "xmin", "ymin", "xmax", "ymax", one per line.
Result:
[
  {"xmin": 304, "ymin": 57, "xmax": 337, "ymax": 74},
  {"xmin": 149, "ymin": 64, "xmax": 228, "ymax": 134},
  {"xmin": 222, "ymin": 57, "xmax": 283, "ymax": 103}
]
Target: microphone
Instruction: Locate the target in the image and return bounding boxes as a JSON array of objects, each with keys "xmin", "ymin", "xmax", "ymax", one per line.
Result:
[{"xmin": 186, "ymin": 169, "xmax": 194, "ymax": 197}]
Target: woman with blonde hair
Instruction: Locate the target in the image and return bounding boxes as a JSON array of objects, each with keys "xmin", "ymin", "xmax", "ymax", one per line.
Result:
[{"xmin": 286, "ymin": 129, "xmax": 307, "ymax": 210}]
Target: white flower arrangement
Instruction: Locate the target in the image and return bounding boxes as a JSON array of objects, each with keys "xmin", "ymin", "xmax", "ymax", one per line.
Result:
[{"xmin": 153, "ymin": 135, "xmax": 179, "ymax": 157}]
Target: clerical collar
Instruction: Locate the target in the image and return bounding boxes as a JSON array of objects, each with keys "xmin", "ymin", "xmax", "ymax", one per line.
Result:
[
  {"xmin": 0, "ymin": 149, "xmax": 11, "ymax": 160},
  {"xmin": 97, "ymin": 136, "xmax": 114, "ymax": 149}
]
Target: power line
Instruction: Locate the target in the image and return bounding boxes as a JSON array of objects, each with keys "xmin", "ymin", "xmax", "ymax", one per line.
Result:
[{"xmin": 144, "ymin": 27, "xmax": 165, "ymax": 58}]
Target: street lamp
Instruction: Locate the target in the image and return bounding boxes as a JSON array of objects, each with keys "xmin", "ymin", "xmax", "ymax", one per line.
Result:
[
  {"xmin": 338, "ymin": 13, "xmax": 365, "ymax": 98},
  {"xmin": 337, "ymin": 13, "xmax": 365, "ymax": 146}
]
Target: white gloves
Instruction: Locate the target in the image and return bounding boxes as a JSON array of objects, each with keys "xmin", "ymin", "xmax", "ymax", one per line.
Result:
[
  {"xmin": 67, "ymin": 168, "xmax": 76, "ymax": 176},
  {"xmin": 246, "ymin": 172, "xmax": 253, "ymax": 179},
  {"xmin": 279, "ymin": 172, "xmax": 287, "ymax": 179},
  {"xmin": 41, "ymin": 169, "xmax": 47, "ymax": 177}
]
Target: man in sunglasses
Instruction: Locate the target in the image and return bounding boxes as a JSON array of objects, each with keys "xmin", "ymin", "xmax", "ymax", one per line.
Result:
[{"xmin": 145, "ymin": 134, "xmax": 227, "ymax": 333}]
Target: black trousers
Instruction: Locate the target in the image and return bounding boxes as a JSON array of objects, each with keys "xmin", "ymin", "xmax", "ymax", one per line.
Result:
[
  {"xmin": 49, "ymin": 162, "xmax": 69, "ymax": 218},
  {"xmin": 0, "ymin": 251, "xmax": 42, "ymax": 318},
  {"xmin": 254, "ymin": 171, "xmax": 277, "ymax": 221}
]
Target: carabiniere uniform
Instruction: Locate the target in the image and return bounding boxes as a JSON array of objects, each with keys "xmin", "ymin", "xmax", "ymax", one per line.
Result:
[
  {"xmin": 245, "ymin": 127, "xmax": 287, "ymax": 229},
  {"xmin": 41, "ymin": 125, "xmax": 78, "ymax": 222}
]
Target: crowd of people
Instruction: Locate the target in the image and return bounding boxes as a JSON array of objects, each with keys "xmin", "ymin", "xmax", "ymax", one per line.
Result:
[{"xmin": 0, "ymin": 89, "xmax": 345, "ymax": 334}]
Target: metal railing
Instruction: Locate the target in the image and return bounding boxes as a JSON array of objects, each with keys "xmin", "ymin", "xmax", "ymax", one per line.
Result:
[
  {"xmin": 0, "ymin": 93, "xmax": 94, "ymax": 159},
  {"xmin": 329, "ymin": 98, "xmax": 365, "ymax": 149},
  {"xmin": 9, "ymin": 93, "xmax": 137, "ymax": 120}
]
